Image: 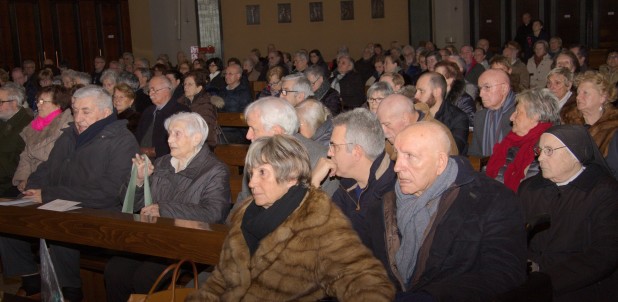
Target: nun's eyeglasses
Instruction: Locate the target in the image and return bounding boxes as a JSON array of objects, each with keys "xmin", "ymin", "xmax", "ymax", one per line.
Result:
[{"xmin": 533, "ymin": 146, "xmax": 567, "ymax": 157}]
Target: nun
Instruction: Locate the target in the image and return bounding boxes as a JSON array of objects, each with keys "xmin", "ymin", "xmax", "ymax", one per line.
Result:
[{"xmin": 516, "ymin": 125, "xmax": 618, "ymax": 301}]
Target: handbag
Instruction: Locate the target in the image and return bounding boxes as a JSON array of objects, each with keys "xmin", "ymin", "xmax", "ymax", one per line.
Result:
[
  {"xmin": 122, "ymin": 154, "xmax": 153, "ymax": 214},
  {"xmin": 127, "ymin": 258, "xmax": 199, "ymax": 302}
]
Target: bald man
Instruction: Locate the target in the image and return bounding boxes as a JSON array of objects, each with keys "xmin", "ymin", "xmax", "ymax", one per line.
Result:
[
  {"xmin": 376, "ymin": 94, "xmax": 458, "ymax": 159},
  {"xmin": 469, "ymin": 69, "xmax": 516, "ymax": 157},
  {"xmin": 367, "ymin": 122, "xmax": 526, "ymax": 300}
]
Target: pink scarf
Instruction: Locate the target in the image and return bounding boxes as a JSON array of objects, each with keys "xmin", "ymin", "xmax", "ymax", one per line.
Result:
[{"xmin": 31, "ymin": 109, "xmax": 62, "ymax": 131}]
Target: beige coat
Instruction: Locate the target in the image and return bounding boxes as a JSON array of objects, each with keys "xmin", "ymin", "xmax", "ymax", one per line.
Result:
[
  {"xmin": 12, "ymin": 110, "xmax": 73, "ymax": 186},
  {"xmin": 187, "ymin": 188, "xmax": 394, "ymax": 302}
]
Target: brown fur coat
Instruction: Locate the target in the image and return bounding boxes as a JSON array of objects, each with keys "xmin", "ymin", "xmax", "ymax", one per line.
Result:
[
  {"xmin": 562, "ymin": 104, "xmax": 618, "ymax": 156},
  {"xmin": 187, "ymin": 188, "xmax": 394, "ymax": 302}
]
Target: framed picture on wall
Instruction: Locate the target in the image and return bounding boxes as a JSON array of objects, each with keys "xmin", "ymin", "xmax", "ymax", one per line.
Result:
[
  {"xmin": 309, "ymin": 2, "xmax": 323, "ymax": 22},
  {"xmin": 246, "ymin": 5, "xmax": 260, "ymax": 25},
  {"xmin": 371, "ymin": 0, "xmax": 384, "ymax": 19},
  {"xmin": 278, "ymin": 3, "xmax": 292, "ymax": 23},
  {"xmin": 340, "ymin": 1, "xmax": 354, "ymax": 21}
]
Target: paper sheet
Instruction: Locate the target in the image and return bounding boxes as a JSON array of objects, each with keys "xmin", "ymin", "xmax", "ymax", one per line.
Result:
[
  {"xmin": 0, "ymin": 198, "xmax": 37, "ymax": 206},
  {"xmin": 38, "ymin": 199, "xmax": 81, "ymax": 212}
]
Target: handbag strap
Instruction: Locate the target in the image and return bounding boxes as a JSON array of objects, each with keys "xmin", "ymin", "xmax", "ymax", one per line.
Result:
[
  {"xmin": 122, "ymin": 155, "xmax": 152, "ymax": 214},
  {"xmin": 145, "ymin": 259, "xmax": 198, "ymax": 300}
]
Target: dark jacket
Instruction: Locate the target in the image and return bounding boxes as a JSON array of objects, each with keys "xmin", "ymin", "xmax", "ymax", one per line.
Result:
[
  {"xmin": 177, "ymin": 90, "xmax": 218, "ymax": 149},
  {"xmin": 132, "ymin": 146, "xmax": 230, "ymax": 223},
  {"xmin": 446, "ymin": 79, "xmax": 476, "ymax": 127},
  {"xmin": 0, "ymin": 108, "xmax": 33, "ymax": 196},
  {"xmin": 117, "ymin": 108, "xmax": 141, "ymax": 134},
  {"xmin": 209, "ymin": 72, "xmax": 226, "ymax": 92},
  {"xmin": 135, "ymin": 99, "xmax": 191, "ymax": 159},
  {"xmin": 469, "ymin": 90, "xmax": 517, "ymax": 157},
  {"xmin": 519, "ymin": 165, "xmax": 618, "ymax": 301},
  {"xmin": 27, "ymin": 120, "xmax": 139, "ymax": 210},
  {"xmin": 220, "ymin": 82, "xmax": 252, "ymax": 113},
  {"xmin": 332, "ymin": 70, "xmax": 365, "ymax": 109},
  {"xmin": 368, "ymin": 157, "xmax": 527, "ymax": 300},
  {"xmin": 319, "ymin": 87, "xmax": 342, "ymax": 116},
  {"xmin": 134, "ymin": 89, "xmax": 153, "ymax": 114},
  {"xmin": 356, "ymin": 57, "xmax": 376, "ymax": 83},
  {"xmin": 311, "ymin": 117, "xmax": 333, "ymax": 147},
  {"xmin": 332, "ymin": 151, "xmax": 396, "ymax": 249},
  {"xmin": 434, "ymin": 100, "xmax": 470, "ymax": 155}
]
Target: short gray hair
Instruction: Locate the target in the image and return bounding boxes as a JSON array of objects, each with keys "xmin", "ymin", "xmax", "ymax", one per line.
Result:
[
  {"xmin": 516, "ymin": 88, "xmax": 560, "ymax": 124},
  {"xmin": 294, "ymin": 51, "xmax": 308, "ymax": 62},
  {"xmin": 101, "ymin": 69, "xmax": 119, "ymax": 84},
  {"xmin": 295, "ymin": 99, "xmax": 330, "ymax": 136},
  {"xmin": 244, "ymin": 97, "xmax": 299, "ymax": 134},
  {"xmin": 73, "ymin": 85, "xmax": 113, "ymax": 111},
  {"xmin": 367, "ymin": 81, "xmax": 394, "ymax": 99},
  {"xmin": 0, "ymin": 82, "xmax": 26, "ymax": 107},
  {"xmin": 164, "ymin": 112, "xmax": 209, "ymax": 147},
  {"xmin": 304, "ymin": 65, "xmax": 325, "ymax": 79},
  {"xmin": 118, "ymin": 71, "xmax": 140, "ymax": 90},
  {"xmin": 135, "ymin": 67, "xmax": 152, "ymax": 81},
  {"xmin": 245, "ymin": 134, "xmax": 311, "ymax": 185},
  {"xmin": 332, "ymin": 108, "xmax": 385, "ymax": 160},
  {"xmin": 547, "ymin": 67, "xmax": 574, "ymax": 86},
  {"xmin": 73, "ymin": 72, "xmax": 92, "ymax": 86},
  {"xmin": 282, "ymin": 74, "xmax": 314, "ymax": 98}
]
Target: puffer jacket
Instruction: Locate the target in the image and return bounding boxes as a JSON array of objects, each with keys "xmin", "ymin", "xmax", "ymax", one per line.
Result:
[{"xmin": 188, "ymin": 188, "xmax": 395, "ymax": 302}]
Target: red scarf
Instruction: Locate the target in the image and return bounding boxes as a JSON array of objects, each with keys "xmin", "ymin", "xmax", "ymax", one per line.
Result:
[
  {"xmin": 31, "ymin": 109, "xmax": 62, "ymax": 131},
  {"xmin": 486, "ymin": 122, "xmax": 553, "ymax": 192}
]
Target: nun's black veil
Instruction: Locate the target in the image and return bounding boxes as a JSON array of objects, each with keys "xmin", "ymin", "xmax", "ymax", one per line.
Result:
[{"xmin": 544, "ymin": 125, "xmax": 611, "ymax": 174}]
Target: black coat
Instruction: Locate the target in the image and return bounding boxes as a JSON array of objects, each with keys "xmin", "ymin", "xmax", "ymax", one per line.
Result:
[
  {"xmin": 434, "ymin": 99, "xmax": 470, "ymax": 155},
  {"xmin": 368, "ymin": 157, "xmax": 527, "ymax": 300},
  {"xmin": 320, "ymin": 87, "xmax": 342, "ymax": 116},
  {"xmin": 332, "ymin": 70, "xmax": 365, "ymax": 109},
  {"xmin": 27, "ymin": 120, "xmax": 139, "ymax": 210},
  {"xmin": 519, "ymin": 165, "xmax": 618, "ymax": 301},
  {"xmin": 135, "ymin": 99, "xmax": 191, "ymax": 158},
  {"xmin": 445, "ymin": 79, "xmax": 476, "ymax": 127}
]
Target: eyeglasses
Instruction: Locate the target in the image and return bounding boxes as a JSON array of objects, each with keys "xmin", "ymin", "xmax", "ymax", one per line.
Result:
[
  {"xmin": 37, "ymin": 99, "xmax": 54, "ymax": 105},
  {"xmin": 479, "ymin": 83, "xmax": 506, "ymax": 92},
  {"xmin": 281, "ymin": 89, "xmax": 299, "ymax": 96},
  {"xmin": 368, "ymin": 97, "xmax": 384, "ymax": 104},
  {"xmin": 533, "ymin": 145, "xmax": 567, "ymax": 157},
  {"xmin": 149, "ymin": 87, "xmax": 169, "ymax": 94},
  {"xmin": 328, "ymin": 141, "xmax": 353, "ymax": 150},
  {"xmin": 309, "ymin": 76, "xmax": 321, "ymax": 86}
]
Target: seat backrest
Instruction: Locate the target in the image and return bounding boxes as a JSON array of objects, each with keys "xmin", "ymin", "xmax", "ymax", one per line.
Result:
[{"xmin": 217, "ymin": 112, "xmax": 247, "ymax": 128}]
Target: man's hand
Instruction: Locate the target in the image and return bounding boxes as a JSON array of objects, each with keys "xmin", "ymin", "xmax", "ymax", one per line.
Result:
[
  {"xmin": 311, "ymin": 157, "xmax": 338, "ymax": 188},
  {"xmin": 22, "ymin": 189, "xmax": 42, "ymax": 203},
  {"xmin": 140, "ymin": 204, "xmax": 160, "ymax": 217}
]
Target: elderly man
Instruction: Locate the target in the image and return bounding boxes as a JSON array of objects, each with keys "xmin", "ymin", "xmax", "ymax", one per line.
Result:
[
  {"xmin": 0, "ymin": 84, "xmax": 33, "ymax": 197},
  {"xmin": 234, "ymin": 97, "xmax": 336, "ymax": 205},
  {"xmin": 548, "ymin": 37, "xmax": 563, "ymax": 58},
  {"xmin": 476, "ymin": 38, "xmax": 494, "ymax": 60},
  {"xmin": 0, "ymin": 85, "xmax": 139, "ymax": 301},
  {"xmin": 135, "ymin": 75, "xmax": 190, "ymax": 159},
  {"xmin": 133, "ymin": 67, "xmax": 154, "ymax": 113},
  {"xmin": 415, "ymin": 72, "xmax": 469, "ymax": 154},
  {"xmin": 292, "ymin": 51, "xmax": 309, "ymax": 74},
  {"xmin": 569, "ymin": 44, "xmax": 589, "ymax": 72},
  {"xmin": 460, "ymin": 45, "xmax": 485, "ymax": 85},
  {"xmin": 469, "ymin": 69, "xmax": 516, "ymax": 157},
  {"xmin": 503, "ymin": 41, "xmax": 530, "ymax": 92},
  {"xmin": 92, "ymin": 56, "xmax": 106, "ymax": 85},
  {"xmin": 330, "ymin": 54, "xmax": 365, "ymax": 110},
  {"xmin": 258, "ymin": 50, "xmax": 288, "ymax": 81},
  {"xmin": 220, "ymin": 64, "xmax": 252, "ymax": 113},
  {"xmin": 368, "ymin": 121, "xmax": 526, "ymax": 301},
  {"xmin": 311, "ymin": 108, "xmax": 395, "ymax": 247},
  {"xmin": 377, "ymin": 94, "xmax": 459, "ymax": 158},
  {"xmin": 280, "ymin": 73, "xmax": 314, "ymax": 106},
  {"xmin": 305, "ymin": 65, "xmax": 341, "ymax": 115}
]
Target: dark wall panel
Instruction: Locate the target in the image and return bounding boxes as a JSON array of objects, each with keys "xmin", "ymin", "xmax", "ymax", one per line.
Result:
[
  {"xmin": 598, "ymin": 0, "xmax": 618, "ymax": 49},
  {"xmin": 553, "ymin": 0, "xmax": 582, "ymax": 47},
  {"xmin": 54, "ymin": 0, "xmax": 81, "ymax": 70},
  {"xmin": 12, "ymin": 1, "xmax": 40, "ymax": 65},
  {"xmin": 478, "ymin": 0, "xmax": 502, "ymax": 48}
]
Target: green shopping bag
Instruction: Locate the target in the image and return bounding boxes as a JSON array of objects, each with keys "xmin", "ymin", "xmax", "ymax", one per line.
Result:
[{"xmin": 122, "ymin": 154, "xmax": 153, "ymax": 213}]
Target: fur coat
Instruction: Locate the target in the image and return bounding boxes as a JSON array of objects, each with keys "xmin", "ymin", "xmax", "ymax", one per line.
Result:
[
  {"xmin": 562, "ymin": 104, "xmax": 618, "ymax": 157},
  {"xmin": 188, "ymin": 188, "xmax": 394, "ymax": 302}
]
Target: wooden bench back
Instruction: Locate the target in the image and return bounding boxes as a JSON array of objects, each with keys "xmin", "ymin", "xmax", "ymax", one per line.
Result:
[
  {"xmin": 215, "ymin": 144, "xmax": 249, "ymax": 202},
  {"xmin": 251, "ymin": 81, "xmax": 268, "ymax": 100},
  {"xmin": 217, "ymin": 112, "xmax": 247, "ymax": 128}
]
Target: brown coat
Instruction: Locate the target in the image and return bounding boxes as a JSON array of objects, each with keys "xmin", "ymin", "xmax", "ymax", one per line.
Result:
[
  {"xmin": 177, "ymin": 90, "xmax": 218, "ymax": 149},
  {"xmin": 12, "ymin": 110, "xmax": 73, "ymax": 185},
  {"xmin": 562, "ymin": 104, "xmax": 618, "ymax": 156},
  {"xmin": 187, "ymin": 188, "xmax": 394, "ymax": 302}
]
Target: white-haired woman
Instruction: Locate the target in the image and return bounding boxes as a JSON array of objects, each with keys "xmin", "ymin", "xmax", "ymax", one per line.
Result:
[{"xmin": 105, "ymin": 112, "xmax": 230, "ymax": 302}]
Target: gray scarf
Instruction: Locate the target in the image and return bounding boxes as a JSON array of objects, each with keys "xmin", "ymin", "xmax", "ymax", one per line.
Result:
[{"xmin": 395, "ymin": 158, "xmax": 458, "ymax": 286}]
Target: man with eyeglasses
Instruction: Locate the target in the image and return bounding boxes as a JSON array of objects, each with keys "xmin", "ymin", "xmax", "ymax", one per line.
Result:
[
  {"xmin": 0, "ymin": 84, "xmax": 33, "ymax": 197},
  {"xmin": 311, "ymin": 108, "xmax": 395, "ymax": 249},
  {"xmin": 280, "ymin": 74, "xmax": 314, "ymax": 106},
  {"xmin": 305, "ymin": 65, "xmax": 341, "ymax": 115},
  {"xmin": 330, "ymin": 54, "xmax": 365, "ymax": 111},
  {"xmin": 469, "ymin": 69, "xmax": 517, "ymax": 157},
  {"xmin": 415, "ymin": 72, "xmax": 469, "ymax": 155},
  {"xmin": 135, "ymin": 75, "xmax": 190, "ymax": 159}
]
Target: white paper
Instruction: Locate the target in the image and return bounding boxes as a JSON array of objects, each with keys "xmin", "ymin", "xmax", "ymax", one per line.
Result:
[
  {"xmin": 0, "ymin": 198, "xmax": 36, "ymax": 206},
  {"xmin": 38, "ymin": 199, "xmax": 81, "ymax": 212}
]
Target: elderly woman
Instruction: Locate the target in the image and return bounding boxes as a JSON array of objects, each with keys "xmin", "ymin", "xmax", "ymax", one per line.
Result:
[
  {"xmin": 12, "ymin": 86, "xmax": 73, "ymax": 192},
  {"xmin": 295, "ymin": 98, "xmax": 332, "ymax": 146},
  {"xmin": 553, "ymin": 50, "xmax": 580, "ymax": 74},
  {"xmin": 527, "ymin": 40, "xmax": 553, "ymax": 88},
  {"xmin": 187, "ymin": 134, "xmax": 394, "ymax": 301},
  {"xmin": 366, "ymin": 55, "xmax": 386, "ymax": 87},
  {"xmin": 435, "ymin": 60, "xmax": 476, "ymax": 126},
  {"xmin": 112, "ymin": 83, "xmax": 141, "ymax": 133},
  {"xmin": 105, "ymin": 112, "xmax": 230, "ymax": 302},
  {"xmin": 562, "ymin": 71, "xmax": 618, "ymax": 156},
  {"xmin": 242, "ymin": 57, "xmax": 260, "ymax": 82},
  {"xmin": 366, "ymin": 81, "xmax": 393, "ymax": 113},
  {"xmin": 177, "ymin": 61, "xmax": 191, "ymax": 75},
  {"xmin": 37, "ymin": 68, "xmax": 54, "ymax": 88},
  {"xmin": 257, "ymin": 66, "xmax": 285, "ymax": 98},
  {"xmin": 177, "ymin": 70, "xmax": 218, "ymax": 150},
  {"xmin": 516, "ymin": 125, "xmax": 618, "ymax": 301},
  {"xmin": 384, "ymin": 54, "xmax": 412, "ymax": 85},
  {"xmin": 545, "ymin": 68, "xmax": 576, "ymax": 119},
  {"xmin": 486, "ymin": 88, "xmax": 560, "ymax": 192},
  {"xmin": 100, "ymin": 69, "xmax": 119, "ymax": 95}
]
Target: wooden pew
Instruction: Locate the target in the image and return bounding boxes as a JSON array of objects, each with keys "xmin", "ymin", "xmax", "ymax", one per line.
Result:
[
  {"xmin": 251, "ymin": 81, "xmax": 268, "ymax": 100},
  {"xmin": 216, "ymin": 112, "xmax": 249, "ymax": 202}
]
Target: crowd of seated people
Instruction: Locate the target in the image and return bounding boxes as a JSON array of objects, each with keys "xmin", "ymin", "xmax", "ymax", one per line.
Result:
[{"xmin": 0, "ymin": 21, "xmax": 617, "ymax": 301}]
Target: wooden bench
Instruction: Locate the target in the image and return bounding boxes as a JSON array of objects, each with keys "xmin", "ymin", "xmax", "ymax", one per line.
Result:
[
  {"xmin": 589, "ymin": 48, "xmax": 609, "ymax": 70},
  {"xmin": 215, "ymin": 144, "xmax": 249, "ymax": 202},
  {"xmin": 251, "ymin": 81, "xmax": 268, "ymax": 100}
]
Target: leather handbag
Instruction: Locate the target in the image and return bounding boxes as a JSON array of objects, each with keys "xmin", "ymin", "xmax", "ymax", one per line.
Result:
[
  {"xmin": 127, "ymin": 258, "xmax": 199, "ymax": 302},
  {"xmin": 122, "ymin": 154, "xmax": 153, "ymax": 214}
]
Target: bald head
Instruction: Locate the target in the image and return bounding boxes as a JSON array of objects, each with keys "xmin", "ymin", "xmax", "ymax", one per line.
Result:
[
  {"xmin": 377, "ymin": 94, "xmax": 418, "ymax": 144},
  {"xmin": 478, "ymin": 69, "xmax": 512, "ymax": 110},
  {"xmin": 397, "ymin": 122, "xmax": 451, "ymax": 155}
]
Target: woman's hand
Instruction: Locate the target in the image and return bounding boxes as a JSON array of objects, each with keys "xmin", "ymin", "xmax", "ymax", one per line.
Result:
[
  {"xmin": 17, "ymin": 180, "xmax": 27, "ymax": 192},
  {"xmin": 133, "ymin": 154, "xmax": 154, "ymax": 186},
  {"xmin": 140, "ymin": 204, "xmax": 160, "ymax": 217},
  {"xmin": 22, "ymin": 189, "xmax": 42, "ymax": 203}
]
